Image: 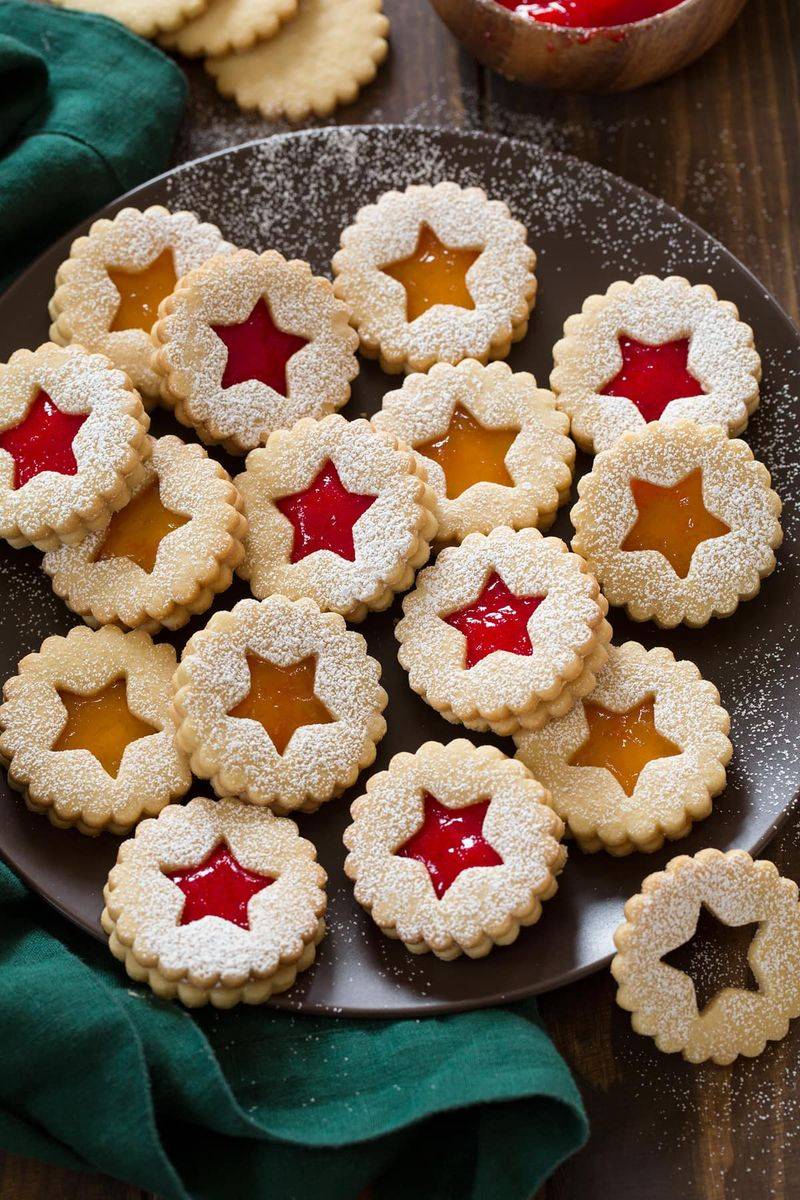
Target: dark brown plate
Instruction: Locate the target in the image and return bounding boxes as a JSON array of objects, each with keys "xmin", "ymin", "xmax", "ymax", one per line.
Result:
[{"xmin": 0, "ymin": 126, "xmax": 798, "ymax": 1017}]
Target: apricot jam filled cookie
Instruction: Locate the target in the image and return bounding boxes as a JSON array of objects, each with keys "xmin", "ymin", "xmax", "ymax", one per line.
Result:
[
  {"xmin": 103, "ymin": 796, "xmax": 327, "ymax": 1007},
  {"xmin": 151, "ymin": 248, "xmax": 359, "ymax": 454},
  {"xmin": 0, "ymin": 343, "xmax": 149, "ymax": 551},
  {"xmin": 396, "ymin": 526, "xmax": 611, "ymax": 737},
  {"xmin": 372, "ymin": 359, "xmax": 574, "ymax": 543},
  {"xmin": 43, "ymin": 435, "xmax": 248, "ymax": 634},
  {"xmin": 551, "ymin": 275, "xmax": 761, "ymax": 454},
  {"xmin": 0, "ymin": 625, "xmax": 190, "ymax": 836},
  {"xmin": 514, "ymin": 642, "xmax": 732, "ymax": 855},
  {"xmin": 612, "ymin": 849, "xmax": 800, "ymax": 1064},
  {"xmin": 571, "ymin": 421, "xmax": 782, "ymax": 627},
  {"xmin": 172, "ymin": 595, "xmax": 387, "ymax": 815},
  {"xmin": 236, "ymin": 414, "xmax": 438, "ymax": 621},
  {"xmin": 332, "ymin": 182, "xmax": 537, "ymax": 374},
  {"xmin": 49, "ymin": 206, "xmax": 231, "ymax": 401},
  {"xmin": 344, "ymin": 739, "xmax": 566, "ymax": 960}
]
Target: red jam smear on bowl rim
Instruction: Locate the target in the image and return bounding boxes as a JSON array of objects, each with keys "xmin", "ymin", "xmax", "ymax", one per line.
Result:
[{"xmin": 493, "ymin": 0, "xmax": 685, "ymax": 28}]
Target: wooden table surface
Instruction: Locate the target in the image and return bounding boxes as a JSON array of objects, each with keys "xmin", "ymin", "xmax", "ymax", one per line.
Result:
[{"xmin": 3, "ymin": 1, "xmax": 800, "ymax": 1196}]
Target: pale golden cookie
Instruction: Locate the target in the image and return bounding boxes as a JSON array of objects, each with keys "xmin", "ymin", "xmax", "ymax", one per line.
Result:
[
  {"xmin": 50, "ymin": 0, "xmax": 208, "ymax": 36},
  {"xmin": 161, "ymin": 0, "xmax": 298, "ymax": 57}
]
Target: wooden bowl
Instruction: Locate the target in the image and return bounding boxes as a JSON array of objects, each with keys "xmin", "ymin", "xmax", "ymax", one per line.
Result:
[{"xmin": 428, "ymin": 0, "xmax": 748, "ymax": 92}]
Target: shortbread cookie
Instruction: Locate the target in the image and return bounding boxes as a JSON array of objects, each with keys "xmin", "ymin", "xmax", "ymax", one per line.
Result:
[
  {"xmin": 612, "ymin": 849, "xmax": 800, "ymax": 1064},
  {"xmin": 50, "ymin": 0, "xmax": 208, "ymax": 36},
  {"xmin": 0, "ymin": 625, "xmax": 190, "ymax": 836},
  {"xmin": 571, "ymin": 421, "xmax": 782, "ymax": 627},
  {"xmin": 49, "ymin": 206, "xmax": 232, "ymax": 401},
  {"xmin": 43, "ymin": 435, "xmax": 247, "ymax": 634},
  {"xmin": 344, "ymin": 739, "xmax": 565, "ymax": 960},
  {"xmin": 332, "ymin": 182, "xmax": 537, "ymax": 374},
  {"xmin": 514, "ymin": 642, "xmax": 732, "ymax": 855},
  {"xmin": 172, "ymin": 595, "xmax": 387, "ymax": 815},
  {"xmin": 551, "ymin": 275, "xmax": 761, "ymax": 454},
  {"xmin": 103, "ymin": 796, "xmax": 327, "ymax": 1007},
  {"xmin": 151, "ymin": 249, "xmax": 359, "ymax": 454},
  {"xmin": 0, "ymin": 343, "xmax": 149, "ymax": 551},
  {"xmin": 161, "ymin": 0, "xmax": 298, "ymax": 57},
  {"xmin": 207, "ymin": 0, "xmax": 389, "ymax": 122},
  {"xmin": 236, "ymin": 414, "xmax": 438, "ymax": 622},
  {"xmin": 396, "ymin": 526, "xmax": 611, "ymax": 736},
  {"xmin": 372, "ymin": 359, "xmax": 574, "ymax": 543}
]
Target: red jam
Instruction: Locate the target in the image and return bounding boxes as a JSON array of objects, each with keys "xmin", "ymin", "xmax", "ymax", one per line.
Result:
[
  {"xmin": 601, "ymin": 337, "xmax": 704, "ymax": 422},
  {"xmin": 397, "ymin": 793, "xmax": 503, "ymax": 899},
  {"xmin": 167, "ymin": 844, "xmax": 274, "ymax": 929},
  {"xmin": 0, "ymin": 390, "xmax": 87, "ymax": 488},
  {"xmin": 444, "ymin": 571, "xmax": 543, "ymax": 669},
  {"xmin": 212, "ymin": 297, "xmax": 308, "ymax": 395},
  {"xmin": 276, "ymin": 460, "xmax": 377, "ymax": 563},
  {"xmin": 493, "ymin": 0, "xmax": 684, "ymax": 27}
]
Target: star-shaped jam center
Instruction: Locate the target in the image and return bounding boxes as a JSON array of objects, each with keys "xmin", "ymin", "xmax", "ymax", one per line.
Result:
[
  {"xmin": 108, "ymin": 248, "xmax": 177, "ymax": 333},
  {"xmin": 661, "ymin": 903, "xmax": 760, "ymax": 1013},
  {"xmin": 53, "ymin": 677, "xmax": 157, "ymax": 779},
  {"xmin": 601, "ymin": 336, "xmax": 705, "ymax": 422},
  {"xmin": 276, "ymin": 459, "xmax": 377, "ymax": 563},
  {"xmin": 416, "ymin": 405, "xmax": 519, "ymax": 499},
  {"xmin": 569, "ymin": 695, "xmax": 681, "ymax": 796},
  {"xmin": 167, "ymin": 843, "xmax": 274, "ymax": 929},
  {"xmin": 397, "ymin": 792, "xmax": 503, "ymax": 900},
  {"xmin": 0, "ymin": 389, "xmax": 87, "ymax": 489},
  {"xmin": 94, "ymin": 481, "xmax": 190, "ymax": 574},
  {"xmin": 443, "ymin": 571, "xmax": 544, "ymax": 669},
  {"xmin": 621, "ymin": 468, "xmax": 730, "ymax": 579},
  {"xmin": 382, "ymin": 224, "xmax": 482, "ymax": 323},
  {"xmin": 228, "ymin": 653, "xmax": 334, "ymax": 756},
  {"xmin": 212, "ymin": 297, "xmax": 309, "ymax": 396}
]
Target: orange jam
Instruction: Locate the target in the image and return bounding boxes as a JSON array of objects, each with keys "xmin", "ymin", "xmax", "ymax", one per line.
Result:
[
  {"xmin": 382, "ymin": 224, "xmax": 481, "ymax": 322},
  {"xmin": 570, "ymin": 695, "xmax": 680, "ymax": 795},
  {"xmin": 621, "ymin": 468, "xmax": 730, "ymax": 579},
  {"xmin": 228, "ymin": 654, "xmax": 333, "ymax": 756},
  {"xmin": 94, "ymin": 481, "xmax": 190, "ymax": 574},
  {"xmin": 108, "ymin": 248, "xmax": 177, "ymax": 332},
  {"xmin": 54, "ymin": 677, "xmax": 157, "ymax": 778},
  {"xmin": 416, "ymin": 406, "xmax": 518, "ymax": 499}
]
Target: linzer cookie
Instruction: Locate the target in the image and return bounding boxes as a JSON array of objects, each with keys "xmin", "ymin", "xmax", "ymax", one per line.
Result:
[
  {"xmin": 172, "ymin": 595, "xmax": 388, "ymax": 815},
  {"xmin": 103, "ymin": 796, "xmax": 327, "ymax": 1007},
  {"xmin": 0, "ymin": 343, "xmax": 149, "ymax": 551},
  {"xmin": 43, "ymin": 435, "xmax": 248, "ymax": 634},
  {"xmin": 571, "ymin": 421, "xmax": 782, "ymax": 627},
  {"xmin": 515, "ymin": 642, "xmax": 732, "ymax": 855},
  {"xmin": 151, "ymin": 249, "xmax": 359, "ymax": 454},
  {"xmin": 344, "ymin": 739, "xmax": 566, "ymax": 960},
  {"xmin": 161, "ymin": 0, "xmax": 298, "ymax": 57},
  {"xmin": 0, "ymin": 625, "xmax": 190, "ymax": 836},
  {"xmin": 49, "ymin": 206, "xmax": 231, "ymax": 401},
  {"xmin": 396, "ymin": 525, "xmax": 611, "ymax": 736},
  {"xmin": 372, "ymin": 359, "xmax": 574, "ymax": 543},
  {"xmin": 612, "ymin": 849, "xmax": 800, "ymax": 1064},
  {"xmin": 332, "ymin": 182, "xmax": 537, "ymax": 374},
  {"xmin": 551, "ymin": 275, "xmax": 761, "ymax": 454}
]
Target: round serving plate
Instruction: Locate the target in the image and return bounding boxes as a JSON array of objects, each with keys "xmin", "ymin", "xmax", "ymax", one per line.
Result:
[{"xmin": 0, "ymin": 125, "xmax": 798, "ymax": 1017}]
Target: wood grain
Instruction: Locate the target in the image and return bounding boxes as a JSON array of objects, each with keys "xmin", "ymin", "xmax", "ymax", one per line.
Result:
[{"xmin": 6, "ymin": 0, "xmax": 800, "ymax": 1195}]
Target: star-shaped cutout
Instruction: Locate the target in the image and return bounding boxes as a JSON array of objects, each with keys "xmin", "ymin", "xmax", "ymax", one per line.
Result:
[
  {"xmin": 212, "ymin": 297, "xmax": 309, "ymax": 395},
  {"xmin": 621, "ymin": 468, "xmax": 730, "ymax": 579},
  {"xmin": 94, "ymin": 481, "xmax": 190, "ymax": 574},
  {"xmin": 601, "ymin": 336, "xmax": 705, "ymax": 422},
  {"xmin": 397, "ymin": 792, "xmax": 503, "ymax": 900},
  {"xmin": 443, "ymin": 571, "xmax": 544, "ymax": 669},
  {"xmin": 54, "ymin": 677, "xmax": 157, "ymax": 779},
  {"xmin": 108, "ymin": 248, "xmax": 177, "ymax": 333},
  {"xmin": 416, "ymin": 405, "xmax": 518, "ymax": 500},
  {"xmin": 0, "ymin": 389, "xmax": 87, "ymax": 489},
  {"xmin": 661, "ymin": 903, "xmax": 760, "ymax": 1013},
  {"xmin": 276, "ymin": 459, "xmax": 377, "ymax": 563},
  {"xmin": 569, "ymin": 695, "xmax": 680, "ymax": 796},
  {"xmin": 167, "ymin": 843, "xmax": 274, "ymax": 929},
  {"xmin": 228, "ymin": 653, "xmax": 333, "ymax": 756},
  {"xmin": 382, "ymin": 223, "xmax": 482, "ymax": 323}
]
